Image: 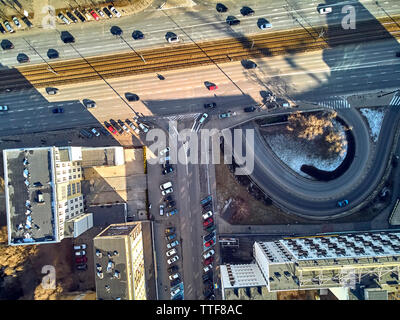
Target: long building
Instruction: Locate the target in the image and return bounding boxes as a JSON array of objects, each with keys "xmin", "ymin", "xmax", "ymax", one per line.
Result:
[
  {"xmin": 93, "ymin": 221, "xmax": 154, "ymax": 300},
  {"xmin": 3, "ymin": 146, "xmax": 124, "ymax": 245},
  {"xmin": 220, "ymin": 231, "xmax": 400, "ymax": 299}
]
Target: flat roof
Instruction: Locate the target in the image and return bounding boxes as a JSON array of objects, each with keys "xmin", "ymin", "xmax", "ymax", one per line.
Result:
[{"xmin": 4, "ymin": 148, "xmax": 57, "ymax": 244}]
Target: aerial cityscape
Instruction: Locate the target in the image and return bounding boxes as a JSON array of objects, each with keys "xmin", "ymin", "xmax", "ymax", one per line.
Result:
[{"xmin": 1, "ymin": 0, "xmax": 400, "ymax": 304}]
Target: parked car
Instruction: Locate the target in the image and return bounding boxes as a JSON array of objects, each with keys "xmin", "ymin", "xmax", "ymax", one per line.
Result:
[
  {"xmin": 160, "ymin": 181, "xmax": 173, "ymax": 190},
  {"xmin": 198, "ymin": 113, "xmax": 209, "ymax": 125},
  {"xmin": 205, "ymin": 225, "xmax": 216, "ymax": 233},
  {"xmin": 103, "ymin": 7, "xmax": 113, "ymax": 18},
  {"xmin": 99, "ymin": 126, "xmax": 111, "ymax": 136},
  {"xmin": 118, "ymin": 120, "xmax": 130, "ymax": 133},
  {"xmin": 205, "ymin": 239, "xmax": 214, "ymax": 247},
  {"xmin": 75, "ymin": 250, "xmax": 86, "ymax": 256},
  {"xmin": 202, "ymin": 273, "xmax": 211, "ymax": 281},
  {"xmin": 96, "ymin": 8, "xmax": 105, "ymax": 18},
  {"xmin": 165, "ymin": 227, "xmax": 176, "ymax": 234},
  {"xmin": 52, "ymin": 107, "xmax": 64, "ymax": 114},
  {"xmin": 76, "ymin": 264, "xmax": 88, "ymax": 271},
  {"xmin": 108, "ymin": 5, "xmax": 121, "ymax": 17},
  {"xmin": 132, "ymin": 30, "xmax": 144, "ymax": 40},
  {"xmin": 170, "ymin": 287, "xmax": 181, "ymax": 297},
  {"xmin": 166, "ymin": 200, "xmax": 176, "ymax": 209},
  {"xmin": 319, "ymin": 6, "xmax": 332, "ymax": 14},
  {"xmin": 162, "ymin": 166, "xmax": 174, "ymax": 175},
  {"xmin": 106, "ymin": 124, "xmax": 117, "ymax": 135},
  {"xmin": 203, "ymin": 249, "xmax": 215, "ymax": 260},
  {"xmin": 169, "ymin": 272, "xmax": 180, "ymax": 281},
  {"xmin": 170, "ymin": 278, "xmax": 181, "ymax": 287},
  {"xmin": 76, "ymin": 256, "xmax": 88, "ymax": 264},
  {"xmin": 74, "ymin": 244, "xmax": 87, "ymax": 250},
  {"xmin": 79, "ymin": 129, "xmax": 93, "ymax": 138},
  {"xmin": 219, "ymin": 111, "xmax": 236, "ymax": 119},
  {"xmin": 159, "ymin": 204, "xmax": 164, "ymax": 216},
  {"xmin": 165, "ymin": 233, "xmax": 177, "ymax": 241},
  {"xmin": 21, "ymin": 17, "xmax": 33, "ymax": 28},
  {"xmin": 12, "ymin": 16, "xmax": 21, "ymax": 28},
  {"xmin": 4, "ymin": 21, "xmax": 14, "ymax": 33},
  {"xmin": 226, "ymin": 16, "xmax": 240, "ymax": 26},
  {"xmin": 138, "ymin": 122, "xmax": 149, "ymax": 133},
  {"xmin": 164, "ymin": 195, "xmax": 173, "ymax": 202},
  {"xmin": 201, "ymin": 195, "xmax": 212, "ymax": 206},
  {"xmin": 202, "ymin": 211, "xmax": 213, "ymax": 220},
  {"xmin": 0, "ymin": 105, "xmax": 9, "ymax": 112},
  {"xmin": 126, "ymin": 119, "xmax": 140, "ymax": 134},
  {"xmin": 167, "ymin": 255, "xmax": 180, "ymax": 264},
  {"xmin": 204, "ymin": 102, "xmax": 216, "ymax": 109},
  {"xmin": 166, "ymin": 209, "xmax": 178, "ymax": 217},
  {"xmin": 90, "ymin": 10, "xmax": 100, "ymax": 21},
  {"xmin": 203, "ymin": 217, "xmax": 214, "ymax": 227},
  {"xmin": 0, "ymin": 23, "xmax": 6, "ymax": 34},
  {"xmin": 166, "ymin": 248, "xmax": 177, "ymax": 257},
  {"xmin": 216, "ymin": 3, "xmax": 228, "ymax": 12},
  {"xmin": 167, "ymin": 240, "xmax": 179, "ymax": 249},
  {"xmin": 204, "ymin": 257, "xmax": 214, "ymax": 265},
  {"xmin": 162, "ymin": 187, "xmax": 174, "ymax": 196},
  {"xmin": 168, "ymin": 265, "xmax": 179, "ymax": 274},
  {"xmin": 203, "ymin": 264, "xmax": 213, "ymax": 273},
  {"xmin": 58, "ymin": 13, "xmax": 70, "ymax": 25},
  {"xmin": 244, "ymin": 106, "xmax": 257, "ymax": 112},
  {"xmin": 74, "ymin": 10, "xmax": 86, "ymax": 22},
  {"xmin": 240, "ymin": 6, "xmax": 254, "ymax": 16},
  {"xmin": 204, "ymin": 231, "xmax": 215, "ymax": 242},
  {"xmin": 337, "ymin": 199, "xmax": 349, "ymax": 207},
  {"xmin": 91, "ymin": 128, "xmax": 100, "ymax": 137},
  {"xmin": 66, "ymin": 11, "xmax": 78, "ymax": 23}
]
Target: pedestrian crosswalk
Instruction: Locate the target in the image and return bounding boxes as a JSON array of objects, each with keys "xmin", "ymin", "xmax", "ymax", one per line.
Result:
[
  {"xmin": 317, "ymin": 96, "xmax": 351, "ymax": 109},
  {"xmin": 164, "ymin": 113, "xmax": 200, "ymax": 121},
  {"xmin": 389, "ymin": 93, "xmax": 400, "ymax": 106}
]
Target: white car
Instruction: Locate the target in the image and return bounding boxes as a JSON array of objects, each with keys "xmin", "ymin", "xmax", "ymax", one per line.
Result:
[
  {"xmin": 0, "ymin": 105, "xmax": 9, "ymax": 111},
  {"xmin": 138, "ymin": 122, "xmax": 149, "ymax": 133},
  {"xmin": 58, "ymin": 13, "xmax": 70, "ymax": 25},
  {"xmin": 203, "ymin": 264, "xmax": 213, "ymax": 273},
  {"xmin": 169, "ymin": 273, "xmax": 180, "ymax": 280},
  {"xmin": 171, "ymin": 287, "xmax": 181, "ymax": 297},
  {"xmin": 198, "ymin": 113, "xmax": 208, "ymax": 124},
  {"xmin": 160, "ymin": 147, "xmax": 170, "ymax": 156},
  {"xmin": 127, "ymin": 121, "xmax": 140, "ymax": 134},
  {"xmin": 319, "ymin": 7, "xmax": 332, "ymax": 14},
  {"xmin": 166, "ymin": 248, "xmax": 177, "ymax": 257},
  {"xmin": 203, "ymin": 249, "xmax": 215, "ymax": 260},
  {"xmin": 96, "ymin": 8, "xmax": 105, "ymax": 18},
  {"xmin": 91, "ymin": 128, "xmax": 100, "ymax": 137},
  {"xmin": 167, "ymin": 240, "xmax": 179, "ymax": 249},
  {"xmin": 168, "ymin": 35, "xmax": 180, "ymax": 43},
  {"xmin": 161, "ymin": 187, "xmax": 173, "ymax": 196},
  {"xmin": 202, "ymin": 211, "xmax": 213, "ymax": 220},
  {"xmin": 75, "ymin": 250, "xmax": 86, "ymax": 256},
  {"xmin": 4, "ymin": 21, "xmax": 14, "ymax": 33},
  {"xmin": 167, "ymin": 255, "xmax": 179, "ymax": 264},
  {"xmin": 259, "ymin": 22, "xmax": 272, "ymax": 30},
  {"xmin": 160, "ymin": 181, "xmax": 173, "ymax": 190},
  {"xmin": 74, "ymin": 244, "xmax": 87, "ymax": 250},
  {"xmin": 12, "ymin": 16, "xmax": 21, "ymax": 28},
  {"xmin": 160, "ymin": 204, "xmax": 164, "ymax": 216},
  {"xmin": 109, "ymin": 5, "xmax": 121, "ymax": 17}
]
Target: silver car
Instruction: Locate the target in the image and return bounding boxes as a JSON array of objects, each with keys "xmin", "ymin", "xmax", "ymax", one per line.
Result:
[
  {"xmin": 4, "ymin": 21, "xmax": 14, "ymax": 33},
  {"xmin": 58, "ymin": 13, "xmax": 70, "ymax": 25}
]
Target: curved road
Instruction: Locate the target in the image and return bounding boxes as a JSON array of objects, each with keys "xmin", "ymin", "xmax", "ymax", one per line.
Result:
[{"xmin": 237, "ymin": 107, "xmax": 400, "ymax": 219}]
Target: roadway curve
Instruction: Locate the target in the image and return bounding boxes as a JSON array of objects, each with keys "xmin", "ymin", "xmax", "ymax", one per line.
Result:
[{"xmin": 236, "ymin": 107, "xmax": 400, "ymax": 219}]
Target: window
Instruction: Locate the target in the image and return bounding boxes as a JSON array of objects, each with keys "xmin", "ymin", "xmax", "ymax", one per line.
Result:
[
  {"xmin": 68, "ymin": 169, "xmax": 71, "ymax": 173},
  {"xmin": 77, "ymin": 183, "xmax": 81, "ymax": 194},
  {"xmin": 67, "ymin": 185, "xmax": 71, "ymax": 196},
  {"xmin": 80, "ymin": 203, "xmax": 83, "ymax": 207},
  {"xmin": 62, "ymin": 163, "xmax": 65, "ymax": 167},
  {"xmin": 75, "ymin": 204, "xmax": 78, "ymax": 209},
  {"xmin": 70, "ymin": 199, "xmax": 73, "ymax": 204},
  {"xmin": 72, "ymin": 183, "xmax": 76, "ymax": 195},
  {"xmin": 77, "ymin": 168, "xmax": 81, "ymax": 172},
  {"xmin": 73, "ymin": 175, "xmax": 76, "ymax": 179},
  {"xmin": 73, "ymin": 169, "xmax": 76, "ymax": 172}
]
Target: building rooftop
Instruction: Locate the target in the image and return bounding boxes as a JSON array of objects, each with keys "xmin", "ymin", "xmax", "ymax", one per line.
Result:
[{"xmin": 4, "ymin": 148, "xmax": 57, "ymax": 245}]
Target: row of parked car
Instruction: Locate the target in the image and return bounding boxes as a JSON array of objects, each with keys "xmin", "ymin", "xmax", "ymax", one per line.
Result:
[
  {"xmin": 200, "ymin": 195, "xmax": 216, "ymax": 299},
  {"xmin": 57, "ymin": 5, "xmax": 121, "ymax": 26},
  {"xmin": 74, "ymin": 243, "xmax": 88, "ymax": 271},
  {"xmin": 103, "ymin": 118, "xmax": 149, "ymax": 136},
  {"xmin": 164, "ymin": 226, "xmax": 183, "ymax": 299},
  {"xmin": 0, "ymin": 16, "xmax": 33, "ymax": 34}
]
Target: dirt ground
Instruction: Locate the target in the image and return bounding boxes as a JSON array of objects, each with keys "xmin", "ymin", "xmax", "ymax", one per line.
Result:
[{"xmin": 215, "ymin": 158, "xmax": 306, "ymax": 225}]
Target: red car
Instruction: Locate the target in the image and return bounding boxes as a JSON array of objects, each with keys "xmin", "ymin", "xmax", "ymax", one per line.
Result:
[
  {"xmin": 107, "ymin": 125, "xmax": 117, "ymax": 135},
  {"xmin": 205, "ymin": 239, "xmax": 214, "ymax": 247},
  {"xmin": 90, "ymin": 10, "xmax": 100, "ymax": 21},
  {"xmin": 76, "ymin": 256, "xmax": 87, "ymax": 264},
  {"xmin": 203, "ymin": 217, "xmax": 213, "ymax": 227},
  {"xmin": 207, "ymin": 85, "xmax": 218, "ymax": 90},
  {"xmin": 204, "ymin": 257, "xmax": 214, "ymax": 265}
]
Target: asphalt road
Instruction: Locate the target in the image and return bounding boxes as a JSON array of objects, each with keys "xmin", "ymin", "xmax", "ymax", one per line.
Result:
[{"xmin": 1, "ymin": 0, "xmax": 399, "ymax": 67}]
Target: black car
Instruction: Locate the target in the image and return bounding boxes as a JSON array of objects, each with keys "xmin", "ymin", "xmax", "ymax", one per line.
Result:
[
  {"xmin": 204, "ymin": 102, "xmax": 216, "ymax": 109},
  {"xmin": 126, "ymin": 93, "xmax": 140, "ymax": 102},
  {"xmin": 203, "ymin": 289, "xmax": 214, "ymax": 298},
  {"xmin": 1, "ymin": 39, "xmax": 14, "ymax": 50},
  {"xmin": 243, "ymin": 60, "xmax": 257, "ymax": 69},
  {"xmin": 74, "ymin": 10, "xmax": 86, "ymax": 22},
  {"xmin": 47, "ymin": 49, "xmax": 59, "ymax": 59},
  {"xmin": 216, "ymin": 3, "xmax": 228, "ymax": 13},
  {"xmin": 110, "ymin": 120, "xmax": 123, "ymax": 134},
  {"xmin": 80, "ymin": 129, "xmax": 93, "ymax": 138},
  {"xmin": 17, "ymin": 53, "xmax": 30, "ymax": 63},
  {"xmin": 164, "ymin": 195, "xmax": 173, "ymax": 203},
  {"xmin": 0, "ymin": 23, "xmax": 6, "ymax": 34},
  {"xmin": 99, "ymin": 127, "xmax": 111, "ymax": 136},
  {"xmin": 61, "ymin": 31, "xmax": 75, "ymax": 43},
  {"xmin": 202, "ymin": 273, "xmax": 211, "ymax": 281},
  {"xmin": 168, "ymin": 265, "xmax": 179, "ymax": 274},
  {"xmin": 21, "ymin": 17, "xmax": 33, "ymax": 28},
  {"xmin": 244, "ymin": 106, "xmax": 256, "ymax": 112},
  {"xmin": 76, "ymin": 264, "xmax": 87, "ymax": 271},
  {"xmin": 226, "ymin": 16, "xmax": 240, "ymax": 26},
  {"xmin": 66, "ymin": 11, "xmax": 78, "ymax": 23},
  {"xmin": 132, "ymin": 30, "xmax": 144, "ymax": 40},
  {"xmin": 103, "ymin": 7, "xmax": 113, "ymax": 18},
  {"xmin": 204, "ymin": 279, "xmax": 213, "ymax": 288},
  {"xmin": 170, "ymin": 279, "xmax": 181, "ymax": 287},
  {"xmin": 162, "ymin": 165, "xmax": 174, "ymax": 175},
  {"xmin": 240, "ymin": 6, "xmax": 254, "ymax": 16},
  {"xmin": 52, "ymin": 107, "xmax": 64, "ymax": 113},
  {"xmin": 204, "ymin": 231, "xmax": 215, "ymax": 242},
  {"xmin": 166, "ymin": 200, "xmax": 176, "ymax": 209},
  {"xmin": 202, "ymin": 202, "xmax": 213, "ymax": 212}
]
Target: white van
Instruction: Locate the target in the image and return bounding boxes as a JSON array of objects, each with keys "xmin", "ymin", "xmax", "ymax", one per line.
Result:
[{"xmin": 160, "ymin": 181, "xmax": 172, "ymax": 190}]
